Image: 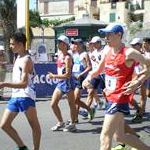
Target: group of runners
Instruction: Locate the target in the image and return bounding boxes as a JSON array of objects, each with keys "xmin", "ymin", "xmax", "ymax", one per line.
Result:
[{"xmin": 0, "ymin": 23, "xmax": 150, "ymax": 150}]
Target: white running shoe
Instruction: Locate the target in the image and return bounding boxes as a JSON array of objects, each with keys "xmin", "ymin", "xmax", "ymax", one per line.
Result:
[
  {"xmin": 63, "ymin": 123, "xmax": 76, "ymax": 132},
  {"xmin": 131, "ymin": 148, "xmax": 137, "ymax": 150},
  {"xmin": 51, "ymin": 122, "xmax": 65, "ymax": 131}
]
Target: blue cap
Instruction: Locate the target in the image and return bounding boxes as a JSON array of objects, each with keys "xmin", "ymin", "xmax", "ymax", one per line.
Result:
[
  {"xmin": 99, "ymin": 23, "xmax": 124, "ymax": 35},
  {"xmin": 72, "ymin": 39, "xmax": 84, "ymax": 44}
]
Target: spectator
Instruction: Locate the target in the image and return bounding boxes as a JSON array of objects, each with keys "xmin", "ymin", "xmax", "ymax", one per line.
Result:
[{"xmin": 0, "ymin": 45, "xmax": 7, "ymax": 101}]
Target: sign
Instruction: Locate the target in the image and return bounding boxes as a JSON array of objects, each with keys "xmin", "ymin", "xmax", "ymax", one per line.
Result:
[
  {"xmin": 66, "ymin": 29, "xmax": 78, "ymax": 36},
  {"xmin": 36, "ymin": 43, "xmax": 48, "ymax": 62}
]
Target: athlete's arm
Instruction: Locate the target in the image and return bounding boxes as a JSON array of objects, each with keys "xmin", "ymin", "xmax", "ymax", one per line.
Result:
[
  {"xmin": 123, "ymin": 48, "xmax": 150, "ymax": 94},
  {"xmin": 47, "ymin": 56, "xmax": 73, "ymax": 80},
  {"xmin": 82, "ymin": 47, "xmax": 107, "ymax": 89},
  {"xmin": 79, "ymin": 53, "xmax": 92, "ymax": 77},
  {"xmin": 87, "ymin": 46, "xmax": 108, "ymax": 80}
]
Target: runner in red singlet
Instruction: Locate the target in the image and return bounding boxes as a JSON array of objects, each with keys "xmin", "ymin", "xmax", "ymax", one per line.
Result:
[{"xmin": 82, "ymin": 23, "xmax": 150, "ymax": 150}]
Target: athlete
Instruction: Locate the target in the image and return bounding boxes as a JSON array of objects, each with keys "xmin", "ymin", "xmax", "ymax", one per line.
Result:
[
  {"xmin": 47, "ymin": 35, "xmax": 77, "ymax": 132},
  {"xmin": 86, "ymin": 36, "xmax": 105, "ymax": 110},
  {"xmin": 71, "ymin": 38, "xmax": 95, "ymax": 120},
  {"xmin": 0, "ymin": 32, "xmax": 41, "ymax": 150},
  {"xmin": 83, "ymin": 23, "xmax": 150, "ymax": 150}
]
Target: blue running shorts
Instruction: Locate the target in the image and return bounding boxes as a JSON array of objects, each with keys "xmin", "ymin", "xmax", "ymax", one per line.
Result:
[
  {"xmin": 105, "ymin": 100, "xmax": 130, "ymax": 115},
  {"xmin": 7, "ymin": 97, "xmax": 35, "ymax": 112},
  {"xmin": 56, "ymin": 79, "xmax": 75, "ymax": 93},
  {"xmin": 73, "ymin": 76, "xmax": 86, "ymax": 89}
]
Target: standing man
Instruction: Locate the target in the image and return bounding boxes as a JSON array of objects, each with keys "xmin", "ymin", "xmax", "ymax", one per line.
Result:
[
  {"xmin": 0, "ymin": 32, "xmax": 41, "ymax": 150},
  {"xmin": 0, "ymin": 45, "xmax": 7, "ymax": 100},
  {"xmin": 83, "ymin": 23, "xmax": 150, "ymax": 150}
]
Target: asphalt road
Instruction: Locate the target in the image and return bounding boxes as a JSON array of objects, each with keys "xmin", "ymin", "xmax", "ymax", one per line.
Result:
[{"xmin": 0, "ymin": 95, "xmax": 150, "ymax": 150}]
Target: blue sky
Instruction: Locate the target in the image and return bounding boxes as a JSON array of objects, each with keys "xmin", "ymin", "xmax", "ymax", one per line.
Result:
[{"xmin": 29, "ymin": 0, "xmax": 35, "ymax": 10}]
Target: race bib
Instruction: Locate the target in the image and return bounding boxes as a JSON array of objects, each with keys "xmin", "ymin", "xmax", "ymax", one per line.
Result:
[
  {"xmin": 72, "ymin": 64, "xmax": 80, "ymax": 72},
  {"xmin": 105, "ymin": 75, "xmax": 117, "ymax": 92},
  {"xmin": 57, "ymin": 68, "xmax": 63, "ymax": 75}
]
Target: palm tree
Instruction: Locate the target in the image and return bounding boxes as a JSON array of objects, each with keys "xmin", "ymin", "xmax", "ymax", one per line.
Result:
[{"xmin": 0, "ymin": 0, "xmax": 17, "ymax": 63}]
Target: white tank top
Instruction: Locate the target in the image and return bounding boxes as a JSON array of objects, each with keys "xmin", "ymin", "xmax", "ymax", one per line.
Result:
[
  {"xmin": 12, "ymin": 55, "xmax": 36, "ymax": 100},
  {"xmin": 72, "ymin": 51, "xmax": 87, "ymax": 75}
]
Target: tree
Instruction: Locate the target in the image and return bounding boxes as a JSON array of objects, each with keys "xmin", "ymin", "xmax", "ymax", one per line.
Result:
[
  {"xmin": 42, "ymin": 17, "xmax": 75, "ymax": 27},
  {"xmin": 0, "ymin": 0, "xmax": 17, "ymax": 63},
  {"xmin": 29, "ymin": 10, "xmax": 42, "ymax": 27}
]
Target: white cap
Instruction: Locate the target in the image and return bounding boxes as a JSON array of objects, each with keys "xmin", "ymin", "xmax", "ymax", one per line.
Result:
[
  {"xmin": 0, "ymin": 45, "xmax": 4, "ymax": 51},
  {"xmin": 90, "ymin": 36, "xmax": 102, "ymax": 43},
  {"xmin": 58, "ymin": 35, "xmax": 69, "ymax": 45},
  {"xmin": 130, "ymin": 38, "xmax": 142, "ymax": 45}
]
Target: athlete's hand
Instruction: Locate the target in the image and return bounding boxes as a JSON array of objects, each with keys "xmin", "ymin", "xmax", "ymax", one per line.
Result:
[
  {"xmin": 90, "ymin": 55, "xmax": 96, "ymax": 61},
  {"xmin": 122, "ymin": 79, "xmax": 140, "ymax": 95},
  {"xmin": 46, "ymin": 72, "xmax": 54, "ymax": 79}
]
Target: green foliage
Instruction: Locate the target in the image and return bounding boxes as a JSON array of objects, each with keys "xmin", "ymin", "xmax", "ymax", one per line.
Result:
[
  {"xmin": 0, "ymin": 0, "xmax": 17, "ymax": 22},
  {"xmin": 29, "ymin": 10, "xmax": 42, "ymax": 27},
  {"xmin": 29, "ymin": 10, "xmax": 75, "ymax": 28},
  {"xmin": 128, "ymin": 21, "xmax": 143, "ymax": 35},
  {"xmin": 42, "ymin": 16, "xmax": 75, "ymax": 27}
]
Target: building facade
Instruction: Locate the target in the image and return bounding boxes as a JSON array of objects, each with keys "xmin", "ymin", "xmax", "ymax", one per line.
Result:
[
  {"xmin": 38, "ymin": 0, "xmax": 101, "ymax": 20},
  {"xmin": 38, "ymin": 0, "xmax": 150, "ymax": 27},
  {"xmin": 99, "ymin": 0, "xmax": 150, "ymax": 27}
]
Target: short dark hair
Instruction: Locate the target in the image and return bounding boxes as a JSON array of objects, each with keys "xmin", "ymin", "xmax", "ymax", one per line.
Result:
[
  {"xmin": 143, "ymin": 37, "xmax": 150, "ymax": 44},
  {"xmin": 11, "ymin": 32, "xmax": 27, "ymax": 46}
]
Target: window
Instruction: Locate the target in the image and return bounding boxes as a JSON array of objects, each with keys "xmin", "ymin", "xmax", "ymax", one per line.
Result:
[
  {"xmin": 44, "ymin": 2, "xmax": 48, "ymax": 14},
  {"xmin": 109, "ymin": 13, "xmax": 116, "ymax": 22},
  {"xmin": 91, "ymin": 0, "xmax": 97, "ymax": 7},
  {"xmin": 69, "ymin": 1, "xmax": 74, "ymax": 14},
  {"xmin": 111, "ymin": 2, "xmax": 116, "ymax": 9}
]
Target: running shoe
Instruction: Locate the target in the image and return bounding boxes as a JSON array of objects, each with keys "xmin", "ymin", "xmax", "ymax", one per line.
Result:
[
  {"xmin": 51, "ymin": 122, "xmax": 65, "ymax": 131},
  {"xmin": 66, "ymin": 118, "xmax": 79, "ymax": 125},
  {"xmin": 131, "ymin": 148, "xmax": 137, "ymax": 150},
  {"xmin": 63, "ymin": 123, "xmax": 76, "ymax": 132},
  {"xmin": 144, "ymin": 126, "xmax": 150, "ymax": 133},
  {"xmin": 12, "ymin": 146, "xmax": 29, "ymax": 150},
  {"xmin": 132, "ymin": 114, "xmax": 142, "ymax": 123},
  {"xmin": 88, "ymin": 108, "xmax": 95, "ymax": 120},
  {"xmin": 78, "ymin": 109, "xmax": 88, "ymax": 118},
  {"xmin": 111, "ymin": 144, "xmax": 125, "ymax": 150}
]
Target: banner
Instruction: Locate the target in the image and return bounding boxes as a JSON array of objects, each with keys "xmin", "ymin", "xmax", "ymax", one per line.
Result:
[
  {"xmin": 17, "ymin": 0, "xmax": 26, "ymax": 28},
  {"xmin": 34, "ymin": 63, "xmax": 57, "ymax": 97},
  {"xmin": 34, "ymin": 63, "xmax": 101, "ymax": 98}
]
